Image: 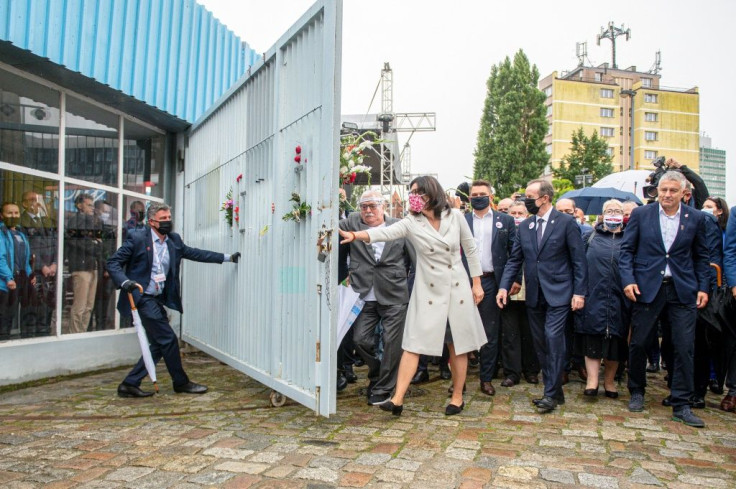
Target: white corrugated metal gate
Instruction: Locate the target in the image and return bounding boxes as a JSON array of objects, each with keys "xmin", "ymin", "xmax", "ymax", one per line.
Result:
[{"xmin": 181, "ymin": 0, "xmax": 342, "ymax": 416}]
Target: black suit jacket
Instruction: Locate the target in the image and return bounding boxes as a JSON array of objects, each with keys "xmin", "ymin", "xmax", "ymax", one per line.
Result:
[
  {"xmin": 461, "ymin": 210, "xmax": 520, "ymax": 287},
  {"xmin": 106, "ymin": 227, "xmax": 224, "ymax": 316}
]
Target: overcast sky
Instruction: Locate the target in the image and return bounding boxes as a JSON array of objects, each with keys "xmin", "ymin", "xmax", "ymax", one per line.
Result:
[{"xmin": 198, "ymin": 0, "xmax": 735, "ymax": 204}]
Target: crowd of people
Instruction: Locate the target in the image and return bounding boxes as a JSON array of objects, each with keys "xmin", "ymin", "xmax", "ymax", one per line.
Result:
[{"xmin": 337, "ymin": 159, "xmax": 736, "ymax": 428}]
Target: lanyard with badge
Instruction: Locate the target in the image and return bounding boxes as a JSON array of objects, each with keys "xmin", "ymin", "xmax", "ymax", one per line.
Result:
[{"xmin": 152, "ymin": 241, "xmax": 167, "ymax": 293}]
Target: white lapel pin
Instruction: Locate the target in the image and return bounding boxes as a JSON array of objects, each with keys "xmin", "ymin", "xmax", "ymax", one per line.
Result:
[
  {"xmin": 496, "ymin": 222, "xmax": 503, "ymax": 228},
  {"xmin": 529, "ymin": 222, "xmax": 534, "ymax": 230},
  {"xmin": 551, "ymin": 220, "xmax": 555, "ymax": 224}
]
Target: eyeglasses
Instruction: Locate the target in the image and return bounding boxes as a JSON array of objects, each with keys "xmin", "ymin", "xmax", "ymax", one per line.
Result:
[
  {"xmin": 360, "ymin": 204, "xmax": 380, "ymax": 211},
  {"xmin": 603, "ymin": 209, "xmax": 624, "ymax": 215},
  {"xmin": 560, "ymin": 209, "xmax": 575, "ymax": 215}
]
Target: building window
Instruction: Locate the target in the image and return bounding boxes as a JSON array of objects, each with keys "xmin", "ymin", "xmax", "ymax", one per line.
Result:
[
  {"xmin": 594, "ymin": 73, "xmax": 602, "ymax": 82},
  {"xmin": 543, "ymin": 86, "xmax": 552, "ymax": 97},
  {"xmin": 545, "ymin": 144, "xmax": 552, "ymax": 155},
  {"xmin": 600, "ymin": 88, "xmax": 614, "ymax": 98},
  {"xmin": 645, "ymin": 150, "xmax": 658, "ymax": 160},
  {"xmin": 0, "ymin": 69, "xmax": 61, "ymax": 173},
  {"xmin": 600, "ymin": 127, "xmax": 615, "ymax": 137},
  {"xmin": 645, "ymin": 131, "xmax": 658, "ymax": 141},
  {"xmin": 605, "ymin": 147, "xmax": 613, "ymax": 156},
  {"xmin": 645, "ymin": 112, "xmax": 658, "ymax": 122},
  {"xmin": 546, "ymin": 105, "xmax": 552, "ymax": 116},
  {"xmin": 641, "ymin": 78, "xmax": 652, "ymax": 88},
  {"xmin": 600, "ymin": 108, "xmax": 614, "ymax": 118},
  {"xmin": 65, "ymin": 96, "xmax": 119, "ymax": 187},
  {"xmin": 644, "ymin": 93, "xmax": 658, "ymax": 103},
  {"xmin": 123, "ymin": 120, "xmax": 165, "ymax": 198}
]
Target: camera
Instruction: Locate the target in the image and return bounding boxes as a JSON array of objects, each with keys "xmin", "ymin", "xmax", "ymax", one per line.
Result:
[{"xmin": 642, "ymin": 156, "xmax": 668, "ymax": 201}]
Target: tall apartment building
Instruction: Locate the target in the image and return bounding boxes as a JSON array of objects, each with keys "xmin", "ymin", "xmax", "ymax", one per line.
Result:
[
  {"xmin": 539, "ymin": 64, "xmax": 700, "ymax": 175},
  {"xmin": 699, "ymin": 135, "xmax": 727, "ymax": 199}
]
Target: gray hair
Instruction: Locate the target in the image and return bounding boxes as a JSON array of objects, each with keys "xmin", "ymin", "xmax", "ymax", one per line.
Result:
[
  {"xmin": 602, "ymin": 199, "xmax": 623, "ymax": 213},
  {"xmin": 359, "ymin": 190, "xmax": 385, "ymax": 205},
  {"xmin": 527, "ymin": 179, "xmax": 555, "ymax": 199},
  {"xmin": 658, "ymin": 171, "xmax": 686, "ymax": 189},
  {"xmin": 147, "ymin": 202, "xmax": 171, "ymax": 221}
]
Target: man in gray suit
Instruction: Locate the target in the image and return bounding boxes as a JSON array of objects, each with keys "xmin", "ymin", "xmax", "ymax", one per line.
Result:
[{"xmin": 339, "ymin": 190, "xmax": 415, "ymax": 405}]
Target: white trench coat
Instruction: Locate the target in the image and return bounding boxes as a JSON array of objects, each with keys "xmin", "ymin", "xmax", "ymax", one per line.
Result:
[{"xmin": 365, "ymin": 209, "xmax": 487, "ymax": 355}]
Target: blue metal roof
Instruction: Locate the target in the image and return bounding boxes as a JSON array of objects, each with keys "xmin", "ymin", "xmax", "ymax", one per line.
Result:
[{"xmin": 0, "ymin": 0, "xmax": 259, "ymax": 123}]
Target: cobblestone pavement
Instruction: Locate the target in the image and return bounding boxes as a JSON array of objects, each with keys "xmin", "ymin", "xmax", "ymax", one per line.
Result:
[{"xmin": 1, "ymin": 353, "xmax": 735, "ymax": 488}]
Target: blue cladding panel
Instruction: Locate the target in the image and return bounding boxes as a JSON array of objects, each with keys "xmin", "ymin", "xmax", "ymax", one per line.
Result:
[{"xmin": 0, "ymin": 0, "xmax": 258, "ymax": 123}]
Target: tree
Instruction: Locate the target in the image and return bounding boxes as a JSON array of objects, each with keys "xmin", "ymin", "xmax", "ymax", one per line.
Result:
[
  {"xmin": 553, "ymin": 128, "xmax": 614, "ymax": 188},
  {"xmin": 551, "ymin": 179, "xmax": 575, "ymax": 204},
  {"xmin": 473, "ymin": 50, "xmax": 549, "ymax": 199}
]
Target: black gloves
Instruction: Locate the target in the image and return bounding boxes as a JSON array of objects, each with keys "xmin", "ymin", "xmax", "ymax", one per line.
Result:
[
  {"xmin": 231, "ymin": 252, "xmax": 241, "ymax": 264},
  {"xmin": 121, "ymin": 280, "xmax": 141, "ymax": 293}
]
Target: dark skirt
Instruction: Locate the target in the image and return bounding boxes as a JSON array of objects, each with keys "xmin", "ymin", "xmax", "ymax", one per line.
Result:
[{"xmin": 574, "ymin": 333, "xmax": 627, "ymax": 362}]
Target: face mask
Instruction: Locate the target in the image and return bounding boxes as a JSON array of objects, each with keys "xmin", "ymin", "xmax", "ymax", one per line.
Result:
[
  {"xmin": 408, "ymin": 194, "xmax": 426, "ymax": 213},
  {"xmin": 470, "ymin": 196, "xmax": 490, "ymax": 211},
  {"xmin": 524, "ymin": 197, "xmax": 541, "ymax": 215},
  {"xmin": 156, "ymin": 221, "xmax": 173, "ymax": 235},
  {"xmin": 701, "ymin": 208, "xmax": 714, "ymax": 215},
  {"xmin": 604, "ymin": 215, "xmax": 624, "ymax": 230},
  {"xmin": 134, "ymin": 210, "xmax": 145, "ymax": 222},
  {"xmin": 513, "ymin": 217, "xmax": 524, "ymax": 226},
  {"xmin": 4, "ymin": 217, "xmax": 20, "ymax": 228}
]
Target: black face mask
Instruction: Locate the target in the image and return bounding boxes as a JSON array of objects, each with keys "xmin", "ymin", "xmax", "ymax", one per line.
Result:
[
  {"xmin": 155, "ymin": 221, "xmax": 173, "ymax": 235},
  {"xmin": 4, "ymin": 217, "xmax": 20, "ymax": 229},
  {"xmin": 524, "ymin": 197, "xmax": 541, "ymax": 215},
  {"xmin": 134, "ymin": 211, "xmax": 145, "ymax": 222},
  {"xmin": 470, "ymin": 196, "xmax": 490, "ymax": 211}
]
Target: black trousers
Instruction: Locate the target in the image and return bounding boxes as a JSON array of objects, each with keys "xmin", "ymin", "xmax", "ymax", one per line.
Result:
[
  {"xmin": 526, "ymin": 290, "xmax": 569, "ymax": 400},
  {"xmin": 501, "ymin": 300, "xmax": 539, "ymax": 382},
  {"xmin": 628, "ymin": 281, "xmax": 697, "ymax": 408},
  {"xmin": 0, "ymin": 272, "xmax": 33, "ymax": 339},
  {"xmin": 477, "ymin": 275, "xmax": 501, "ymax": 382},
  {"xmin": 123, "ymin": 295, "xmax": 189, "ymax": 387}
]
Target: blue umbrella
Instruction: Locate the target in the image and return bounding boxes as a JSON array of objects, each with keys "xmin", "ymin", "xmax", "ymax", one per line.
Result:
[{"xmin": 560, "ymin": 187, "xmax": 642, "ymax": 215}]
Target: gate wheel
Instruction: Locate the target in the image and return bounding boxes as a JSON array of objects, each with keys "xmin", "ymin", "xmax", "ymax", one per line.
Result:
[{"xmin": 269, "ymin": 391, "xmax": 287, "ymax": 407}]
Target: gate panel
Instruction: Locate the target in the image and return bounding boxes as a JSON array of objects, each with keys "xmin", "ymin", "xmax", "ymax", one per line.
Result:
[{"xmin": 181, "ymin": 0, "xmax": 341, "ymax": 416}]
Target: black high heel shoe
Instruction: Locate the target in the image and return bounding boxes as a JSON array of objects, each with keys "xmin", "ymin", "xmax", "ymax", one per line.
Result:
[
  {"xmin": 583, "ymin": 387, "xmax": 599, "ymax": 397},
  {"xmin": 445, "ymin": 402, "xmax": 465, "ymax": 416},
  {"xmin": 379, "ymin": 400, "xmax": 403, "ymax": 416}
]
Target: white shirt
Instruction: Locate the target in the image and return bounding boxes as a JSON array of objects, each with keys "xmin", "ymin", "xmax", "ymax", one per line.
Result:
[
  {"xmin": 145, "ymin": 230, "xmax": 170, "ymax": 296},
  {"xmin": 363, "ymin": 223, "xmax": 386, "ymax": 301},
  {"xmin": 659, "ymin": 203, "xmax": 681, "ymax": 278},
  {"xmin": 472, "ymin": 210, "xmax": 494, "ymax": 273}
]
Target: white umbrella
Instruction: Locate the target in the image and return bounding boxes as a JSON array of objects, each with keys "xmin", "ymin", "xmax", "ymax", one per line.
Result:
[
  {"xmin": 593, "ymin": 170, "xmax": 652, "ymax": 201},
  {"xmin": 127, "ymin": 285, "xmax": 158, "ymax": 393}
]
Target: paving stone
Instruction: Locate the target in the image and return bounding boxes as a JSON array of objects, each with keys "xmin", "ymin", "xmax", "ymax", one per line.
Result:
[
  {"xmin": 578, "ymin": 472, "xmax": 619, "ymax": 488},
  {"xmin": 293, "ymin": 467, "xmax": 339, "ymax": 483},
  {"xmin": 496, "ymin": 466, "xmax": 538, "ymax": 481},
  {"xmin": 539, "ymin": 468, "xmax": 575, "ymax": 484},
  {"xmin": 677, "ymin": 474, "xmax": 731, "ymax": 487},
  {"xmin": 187, "ymin": 471, "xmax": 236, "ymax": 485},
  {"xmin": 385, "ymin": 459, "xmax": 421, "ymax": 472},
  {"xmin": 104, "ymin": 467, "xmax": 155, "ymax": 482},
  {"xmin": 629, "ymin": 467, "xmax": 663, "ymax": 486},
  {"xmin": 214, "ymin": 462, "xmax": 269, "ymax": 474},
  {"xmin": 354, "ymin": 453, "xmax": 391, "ymax": 466}
]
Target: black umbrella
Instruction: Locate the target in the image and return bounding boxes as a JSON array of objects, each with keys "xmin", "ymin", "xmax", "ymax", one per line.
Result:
[
  {"xmin": 560, "ymin": 187, "xmax": 642, "ymax": 215},
  {"xmin": 699, "ymin": 264, "xmax": 736, "ymax": 335}
]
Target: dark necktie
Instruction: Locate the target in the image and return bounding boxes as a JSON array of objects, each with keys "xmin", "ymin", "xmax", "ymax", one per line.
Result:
[{"xmin": 537, "ymin": 217, "xmax": 544, "ymax": 246}]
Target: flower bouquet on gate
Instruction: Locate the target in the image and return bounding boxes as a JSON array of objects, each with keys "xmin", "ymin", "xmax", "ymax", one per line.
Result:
[
  {"xmin": 221, "ymin": 187, "xmax": 234, "ymax": 227},
  {"xmin": 339, "ymin": 131, "xmax": 378, "ymax": 185},
  {"xmin": 282, "ymin": 192, "xmax": 312, "ymax": 223}
]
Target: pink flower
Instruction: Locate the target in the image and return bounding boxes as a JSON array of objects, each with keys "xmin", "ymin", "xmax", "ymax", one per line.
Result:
[
  {"xmin": 236, "ymin": 174, "xmax": 243, "ymax": 182},
  {"xmin": 294, "ymin": 155, "xmax": 301, "ymax": 163},
  {"xmin": 295, "ymin": 145, "xmax": 302, "ymax": 154}
]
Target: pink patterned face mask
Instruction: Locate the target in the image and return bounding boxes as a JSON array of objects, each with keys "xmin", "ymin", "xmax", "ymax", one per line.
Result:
[{"xmin": 408, "ymin": 193, "xmax": 426, "ymax": 213}]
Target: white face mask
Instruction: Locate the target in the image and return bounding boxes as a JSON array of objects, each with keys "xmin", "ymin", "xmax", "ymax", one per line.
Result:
[{"xmin": 701, "ymin": 207, "xmax": 714, "ymax": 215}]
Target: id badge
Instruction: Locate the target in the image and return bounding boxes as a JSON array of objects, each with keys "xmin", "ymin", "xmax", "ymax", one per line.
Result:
[{"xmin": 153, "ymin": 273, "xmax": 166, "ymax": 283}]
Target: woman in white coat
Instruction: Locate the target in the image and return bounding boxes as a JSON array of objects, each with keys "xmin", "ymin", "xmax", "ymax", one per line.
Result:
[{"xmin": 339, "ymin": 176, "xmax": 486, "ymax": 415}]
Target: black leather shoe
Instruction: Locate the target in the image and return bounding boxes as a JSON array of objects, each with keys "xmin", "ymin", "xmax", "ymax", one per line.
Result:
[
  {"xmin": 662, "ymin": 395, "xmax": 672, "ymax": 407},
  {"xmin": 524, "ymin": 374, "xmax": 539, "ymax": 384},
  {"xmin": 440, "ymin": 365, "xmax": 452, "ymax": 380},
  {"xmin": 445, "ymin": 402, "xmax": 464, "ymax": 416},
  {"xmin": 646, "ymin": 362, "xmax": 660, "ymax": 373},
  {"xmin": 534, "ymin": 393, "xmax": 565, "ymax": 407},
  {"xmin": 411, "ymin": 369, "xmax": 430, "ymax": 385},
  {"xmin": 117, "ymin": 382, "xmax": 154, "ymax": 398},
  {"xmin": 337, "ymin": 372, "xmax": 348, "ymax": 392},
  {"xmin": 343, "ymin": 365, "xmax": 358, "ymax": 383},
  {"xmin": 379, "ymin": 400, "xmax": 403, "ymax": 416},
  {"xmin": 535, "ymin": 396, "xmax": 557, "ymax": 413},
  {"xmin": 173, "ymin": 381, "xmax": 208, "ymax": 394},
  {"xmin": 500, "ymin": 378, "xmax": 516, "ymax": 387},
  {"xmin": 583, "ymin": 387, "xmax": 599, "ymax": 397},
  {"xmin": 604, "ymin": 390, "xmax": 619, "ymax": 399}
]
